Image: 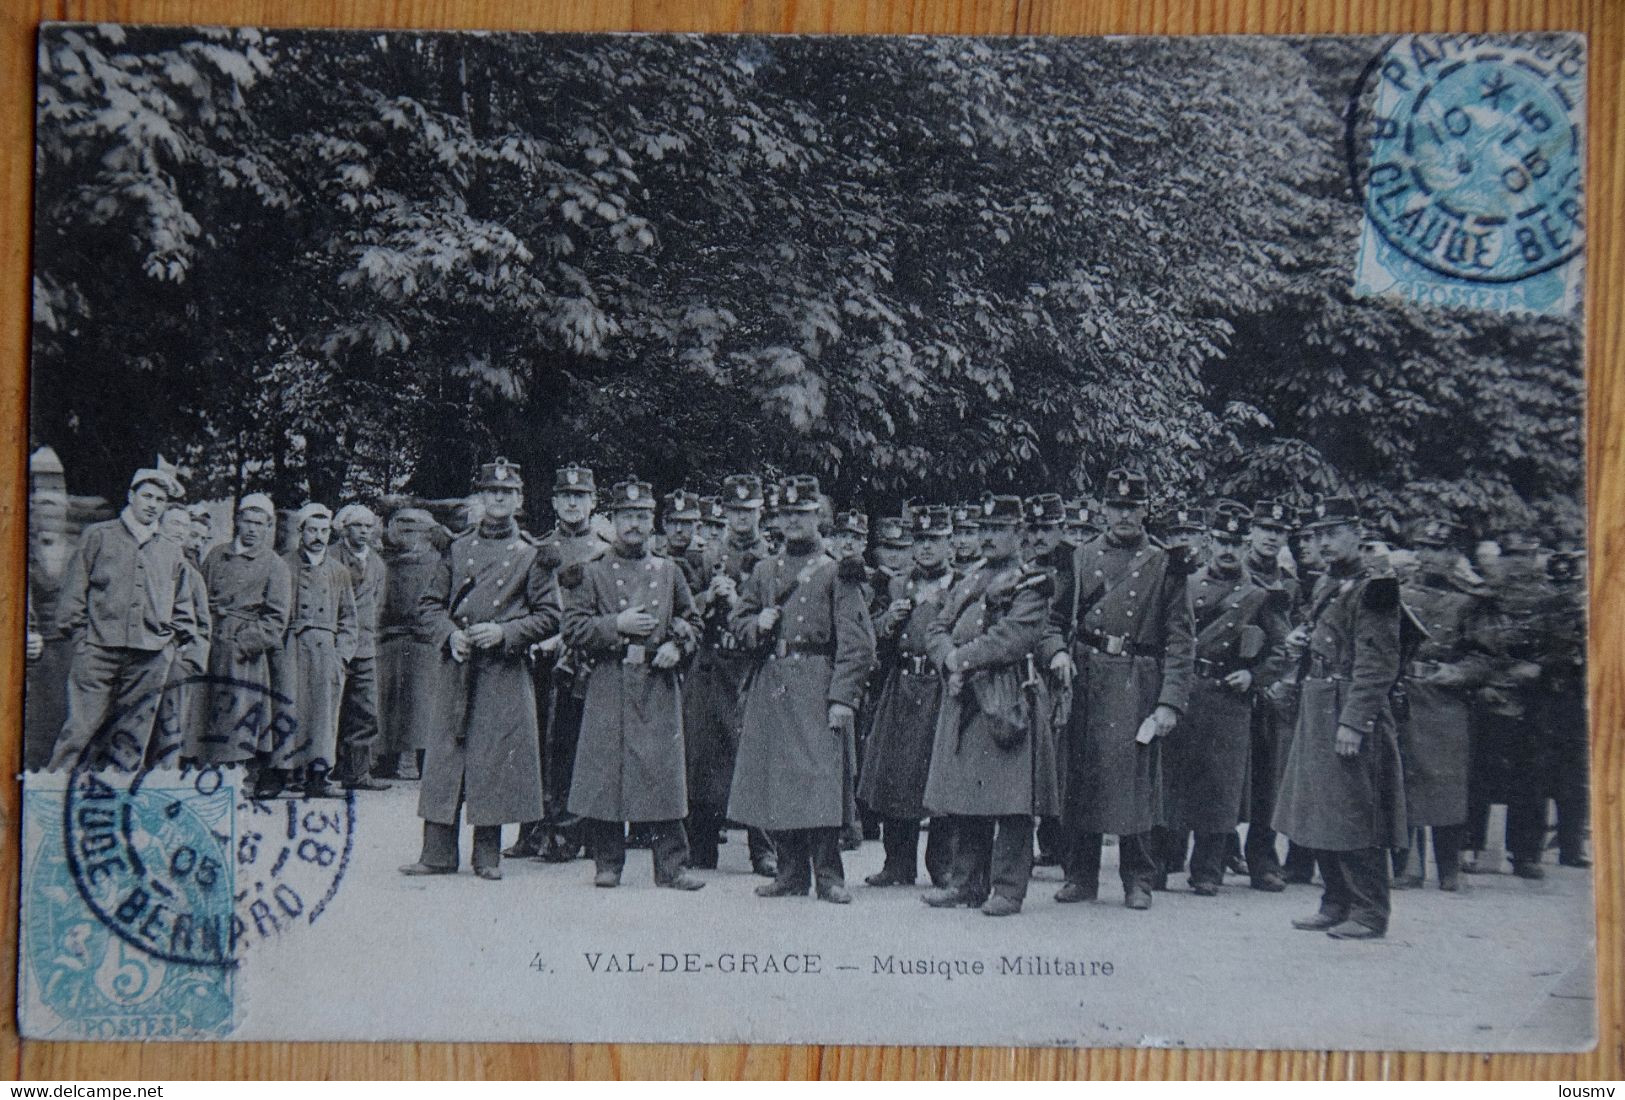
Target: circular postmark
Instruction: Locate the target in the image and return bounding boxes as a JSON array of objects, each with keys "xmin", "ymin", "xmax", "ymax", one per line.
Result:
[
  {"xmin": 61, "ymin": 673, "xmax": 354, "ymax": 970},
  {"xmin": 1346, "ymin": 34, "xmax": 1585, "ymax": 284}
]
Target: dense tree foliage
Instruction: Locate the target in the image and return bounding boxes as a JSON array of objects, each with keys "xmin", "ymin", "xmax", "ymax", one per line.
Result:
[{"xmin": 31, "ymin": 27, "xmax": 1584, "ymax": 538}]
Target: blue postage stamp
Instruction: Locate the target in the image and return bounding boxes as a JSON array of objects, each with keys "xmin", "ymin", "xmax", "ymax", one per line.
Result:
[
  {"xmin": 20, "ymin": 779, "xmax": 238, "ymax": 1039},
  {"xmin": 1348, "ymin": 34, "xmax": 1585, "ymax": 316}
]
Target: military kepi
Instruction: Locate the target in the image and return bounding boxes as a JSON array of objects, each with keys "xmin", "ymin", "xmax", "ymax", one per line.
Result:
[
  {"xmin": 1303, "ymin": 494, "xmax": 1360, "ymax": 529},
  {"xmin": 553, "ymin": 463, "xmax": 594, "ymax": 492},
  {"xmin": 979, "ymin": 493, "xmax": 1024, "ymax": 525},
  {"xmin": 476, "ymin": 457, "xmax": 523, "ymax": 490},
  {"xmin": 722, "ymin": 473, "xmax": 763, "ymax": 508},
  {"xmin": 778, "ymin": 475, "xmax": 821, "ymax": 511},
  {"xmin": 1104, "ymin": 467, "xmax": 1149, "ymax": 504},
  {"xmin": 609, "ymin": 478, "xmax": 656, "ymax": 511},
  {"xmin": 663, "ymin": 489, "xmax": 701, "ymax": 521}
]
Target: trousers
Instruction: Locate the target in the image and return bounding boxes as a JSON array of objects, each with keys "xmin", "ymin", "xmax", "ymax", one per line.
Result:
[
  {"xmin": 587, "ymin": 818, "xmax": 690, "ymax": 883},
  {"xmin": 1317, "ymin": 847, "xmax": 1391, "ymax": 932},
  {"xmin": 771, "ymin": 827, "xmax": 845, "ymax": 893},
  {"xmin": 50, "ymin": 643, "xmax": 173, "ymax": 771},
  {"xmin": 336, "ymin": 654, "xmax": 380, "ymax": 782},
  {"xmin": 1063, "ymin": 830, "xmax": 1158, "ymax": 893},
  {"xmin": 948, "ymin": 815, "xmax": 1033, "ymax": 903},
  {"xmin": 420, "ymin": 819, "xmax": 503, "ymax": 872},
  {"xmin": 878, "ymin": 815, "xmax": 955, "ymax": 885}
]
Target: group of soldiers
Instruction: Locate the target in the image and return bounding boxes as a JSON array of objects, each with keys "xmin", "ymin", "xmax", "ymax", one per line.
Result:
[{"xmin": 25, "ymin": 458, "xmax": 1588, "ymax": 938}]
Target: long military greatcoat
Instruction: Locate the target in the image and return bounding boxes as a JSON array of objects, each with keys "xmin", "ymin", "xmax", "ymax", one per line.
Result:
[
  {"xmin": 418, "ymin": 520, "xmax": 557, "ymax": 827},
  {"xmin": 564, "ymin": 544, "xmax": 701, "ymax": 823},
  {"xmin": 859, "ymin": 565, "xmax": 958, "ymax": 819},
  {"xmin": 682, "ymin": 532, "xmax": 769, "ymax": 809},
  {"xmin": 922, "ymin": 561, "xmax": 1060, "ymax": 817},
  {"xmin": 270, "ymin": 551, "xmax": 358, "ymax": 772},
  {"xmin": 1162, "ymin": 564, "xmax": 1290, "ymax": 832},
  {"xmin": 1399, "ymin": 570, "xmax": 1494, "ymax": 826},
  {"xmin": 186, "ymin": 540, "xmax": 291, "ymax": 764},
  {"xmin": 377, "ymin": 540, "xmax": 447, "ymax": 754},
  {"xmin": 726, "ymin": 541, "xmax": 876, "ymax": 831},
  {"xmin": 1046, "ymin": 532, "xmax": 1195, "ymax": 835},
  {"xmin": 1273, "ymin": 562, "xmax": 1408, "ymax": 851}
]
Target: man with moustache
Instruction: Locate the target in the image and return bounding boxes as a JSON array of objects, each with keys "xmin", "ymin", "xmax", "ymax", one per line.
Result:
[
  {"xmin": 509, "ymin": 463, "xmax": 610, "ymax": 862},
  {"xmin": 1160, "ymin": 502, "xmax": 1290, "ymax": 895},
  {"xmin": 267, "ymin": 502, "xmax": 359, "ymax": 798},
  {"xmin": 563, "ymin": 478, "xmax": 705, "ymax": 890},
  {"xmin": 1062, "ymin": 499, "xmax": 1102, "ymax": 546},
  {"xmin": 404, "ymin": 459, "xmax": 556, "ymax": 881},
  {"xmin": 1047, "ymin": 467, "xmax": 1195, "ymax": 910},
  {"xmin": 859, "ymin": 505, "xmax": 960, "ymax": 888},
  {"xmin": 333, "ymin": 503, "xmax": 390, "ymax": 791},
  {"xmin": 660, "ymin": 489, "xmax": 705, "ymax": 587},
  {"xmin": 1024, "ymin": 493, "xmax": 1073, "ymax": 870},
  {"xmin": 1241, "ymin": 497, "xmax": 1302, "ymax": 891},
  {"xmin": 684, "ymin": 475, "xmax": 776, "ymax": 876},
  {"xmin": 1273, "ymin": 496, "xmax": 1407, "ymax": 939},
  {"xmin": 920, "ymin": 494, "xmax": 1059, "ymax": 917},
  {"xmin": 50, "ymin": 465, "xmax": 199, "ymax": 771},
  {"xmin": 728, "ymin": 475, "xmax": 876, "ymax": 904}
]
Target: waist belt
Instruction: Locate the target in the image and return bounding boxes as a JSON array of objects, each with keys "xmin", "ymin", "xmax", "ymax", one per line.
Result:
[
  {"xmin": 1407, "ymin": 659, "xmax": 1444, "ymax": 679},
  {"xmin": 291, "ymin": 622, "xmax": 337, "ymax": 635},
  {"xmin": 1305, "ymin": 655, "xmax": 1348, "ymax": 681},
  {"xmin": 769, "ymin": 640, "xmax": 834, "ymax": 660},
  {"xmin": 1079, "ymin": 631, "xmax": 1161, "ymax": 659},
  {"xmin": 897, "ymin": 653, "xmax": 935, "ymax": 677},
  {"xmin": 1194, "ymin": 657, "xmax": 1241, "ymax": 679}
]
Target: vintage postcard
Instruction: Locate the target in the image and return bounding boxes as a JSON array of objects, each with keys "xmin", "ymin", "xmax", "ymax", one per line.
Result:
[{"xmin": 19, "ymin": 26, "xmax": 1591, "ymax": 1049}]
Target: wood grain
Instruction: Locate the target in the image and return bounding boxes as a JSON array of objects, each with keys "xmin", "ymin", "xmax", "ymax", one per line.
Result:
[{"xmin": 2, "ymin": 0, "xmax": 1619, "ymax": 1080}]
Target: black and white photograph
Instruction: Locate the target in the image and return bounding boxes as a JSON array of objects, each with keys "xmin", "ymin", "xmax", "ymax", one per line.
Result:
[{"xmin": 18, "ymin": 25, "xmax": 1592, "ymax": 1049}]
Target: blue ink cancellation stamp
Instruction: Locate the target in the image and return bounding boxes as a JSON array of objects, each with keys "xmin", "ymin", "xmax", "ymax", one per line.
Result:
[
  {"xmin": 20, "ymin": 675, "xmax": 357, "ymax": 1040},
  {"xmin": 22, "ymin": 783, "xmax": 237, "ymax": 1039},
  {"xmin": 1348, "ymin": 34, "xmax": 1585, "ymax": 316}
]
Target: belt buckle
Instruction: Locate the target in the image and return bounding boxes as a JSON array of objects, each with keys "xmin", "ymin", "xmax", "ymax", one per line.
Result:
[{"xmin": 1104, "ymin": 635, "xmax": 1125, "ymax": 656}]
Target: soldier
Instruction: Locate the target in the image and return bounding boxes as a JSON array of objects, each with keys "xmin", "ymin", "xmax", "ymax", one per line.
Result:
[
  {"xmin": 728, "ymin": 475, "xmax": 876, "ymax": 904},
  {"xmin": 859, "ymin": 505, "xmax": 959, "ymax": 888},
  {"xmin": 1159, "ymin": 505, "xmax": 1209, "ymax": 567},
  {"xmin": 920, "ymin": 494, "xmax": 1058, "ymax": 916},
  {"xmin": 374, "ymin": 507, "xmax": 446, "ymax": 781},
  {"xmin": 698, "ymin": 496, "xmax": 726, "ymax": 556},
  {"xmin": 1471, "ymin": 529, "xmax": 1550, "ymax": 879},
  {"xmin": 1023, "ymin": 494, "xmax": 1066, "ymax": 564},
  {"xmin": 508, "ymin": 463, "xmax": 611, "ymax": 862},
  {"xmin": 855, "ymin": 514, "xmax": 912, "ymax": 846},
  {"xmin": 49, "ymin": 465, "xmax": 199, "ymax": 771},
  {"xmin": 151, "ymin": 503, "xmax": 213, "ymax": 765},
  {"xmin": 830, "ymin": 511, "xmax": 869, "ymax": 561},
  {"xmin": 661, "ymin": 489, "xmax": 704, "ymax": 583},
  {"xmin": 1394, "ymin": 517, "xmax": 1496, "ymax": 891},
  {"xmin": 333, "ymin": 503, "xmax": 389, "ymax": 790},
  {"xmin": 684, "ymin": 474, "xmax": 776, "ymax": 876},
  {"xmin": 1062, "ymin": 499, "xmax": 1102, "ymax": 545},
  {"xmin": 1273, "ymin": 496, "xmax": 1408, "ymax": 940},
  {"xmin": 184, "ymin": 494, "xmax": 291, "ymax": 771},
  {"xmin": 1538, "ymin": 548, "xmax": 1588, "ymax": 868},
  {"xmin": 873, "ymin": 516, "xmax": 914, "ymax": 581},
  {"xmin": 1242, "ymin": 497, "xmax": 1302, "ymax": 890},
  {"xmin": 950, "ymin": 503, "xmax": 984, "ymax": 571},
  {"xmin": 185, "ymin": 506, "xmax": 214, "ymax": 565},
  {"xmin": 1160, "ymin": 502, "xmax": 1290, "ymax": 895},
  {"xmin": 266, "ymin": 503, "xmax": 359, "ymax": 798},
  {"xmin": 402, "ymin": 459, "xmax": 556, "ymax": 881},
  {"xmin": 1047, "ymin": 467, "xmax": 1195, "ymax": 910},
  {"xmin": 1279, "ymin": 504, "xmax": 1325, "ymax": 886},
  {"xmin": 563, "ymin": 479, "xmax": 705, "ymax": 891}
]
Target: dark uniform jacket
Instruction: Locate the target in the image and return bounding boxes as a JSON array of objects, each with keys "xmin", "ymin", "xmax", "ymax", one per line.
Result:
[
  {"xmin": 563, "ymin": 545, "xmax": 701, "ymax": 823},
  {"xmin": 683, "ymin": 531, "xmax": 770, "ymax": 808},
  {"xmin": 1163, "ymin": 564, "xmax": 1290, "ymax": 832},
  {"xmin": 858, "ymin": 564, "xmax": 959, "ymax": 819},
  {"xmin": 1272, "ymin": 560, "xmax": 1408, "ymax": 851},
  {"xmin": 922, "ymin": 560, "xmax": 1059, "ymax": 817},
  {"xmin": 270, "ymin": 550, "xmax": 358, "ymax": 771},
  {"xmin": 417, "ymin": 519, "xmax": 558, "ymax": 827},
  {"xmin": 1046, "ymin": 531, "xmax": 1196, "ymax": 835},
  {"xmin": 726, "ymin": 541, "xmax": 876, "ymax": 830}
]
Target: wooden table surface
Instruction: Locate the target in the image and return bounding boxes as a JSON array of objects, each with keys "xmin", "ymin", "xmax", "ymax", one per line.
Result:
[{"xmin": 1, "ymin": 0, "xmax": 1619, "ymax": 1081}]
